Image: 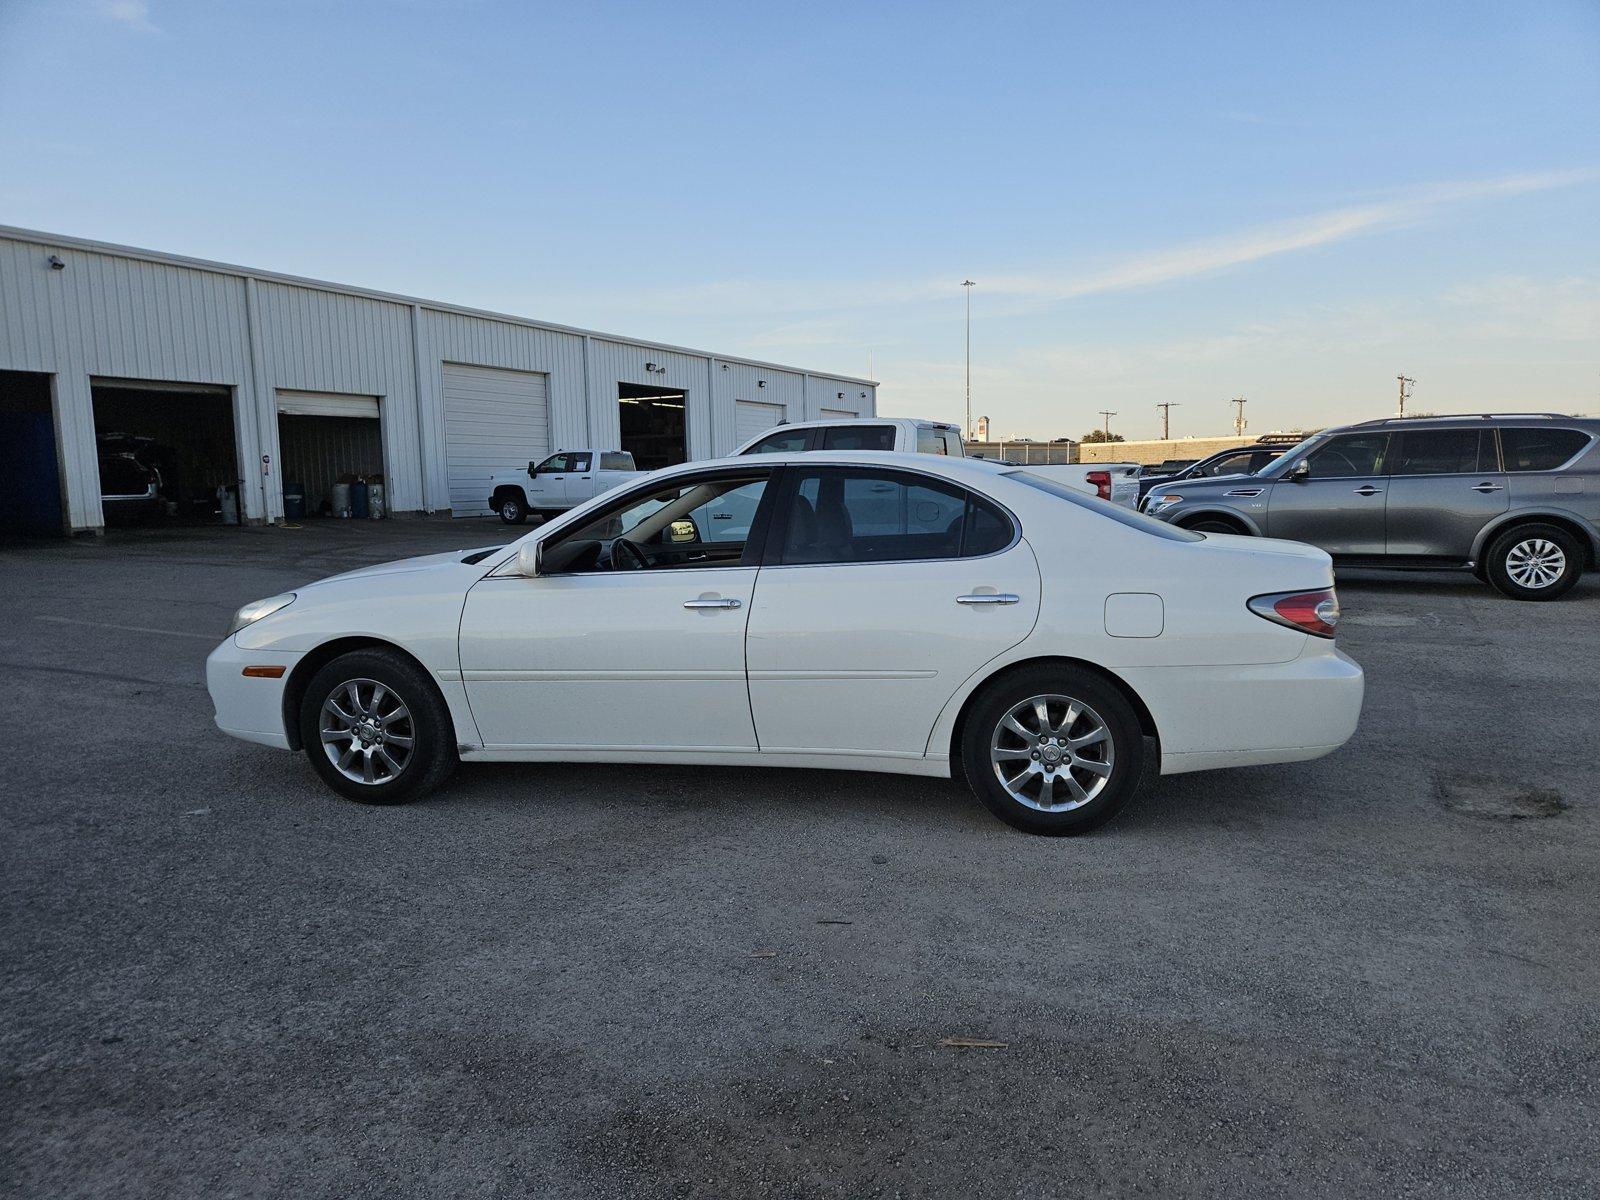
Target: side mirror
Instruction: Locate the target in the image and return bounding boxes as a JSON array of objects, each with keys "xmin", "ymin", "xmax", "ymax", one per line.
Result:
[
  {"xmin": 516, "ymin": 541, "xmax": 542, "ymax": 577},
  {"xmin": 527, "ymin": 461, "xmax": 538, "ymax": 477},
  {"xmin": 1288, "ymin": 460, "xmax": 1311, "ymax": 483}
]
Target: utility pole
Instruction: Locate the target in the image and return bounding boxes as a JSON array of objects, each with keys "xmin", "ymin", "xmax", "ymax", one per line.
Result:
[
  {"xmin": 962, "ymin": 280, "xmax": 976, "ymax": 439},
  {"xmin": 1397, "ymin": 375, "xmax": 1415, "ymax": 417},
  {"xmin": 1098, "ymin": 410, "xmax": 1117, "ymax": 439},
  {"xmin": 1230, "ymin": 396, "xmax": 1248, "ymax": 436},
  {"xmin": 1156, "ymin": 402, "xmax": 1180, "ymax": 440}
]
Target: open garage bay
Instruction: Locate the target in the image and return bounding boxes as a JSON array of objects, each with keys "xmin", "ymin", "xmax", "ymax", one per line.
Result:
[{"xmin": 1, "ymin": 524, "xmax": 1596, "ymax": 1198}]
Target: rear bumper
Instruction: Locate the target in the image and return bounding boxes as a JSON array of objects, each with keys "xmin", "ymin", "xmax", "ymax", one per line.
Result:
[
  {"xmin": 205, "ymin": 636, "xmax": 302, "ymax": 750},
  {"xmin": 1118, "ymin": 644, "xmax": 1364, "ymax": 775}
]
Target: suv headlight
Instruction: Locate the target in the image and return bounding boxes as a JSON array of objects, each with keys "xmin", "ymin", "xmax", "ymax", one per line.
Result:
[
  {"xmin": 1149, "ymin": 494, "xmax": 1186, "ymax": 513},
  {"xmin": 227, "ymin": 593, "xmax": 295, "ymax": 637}
]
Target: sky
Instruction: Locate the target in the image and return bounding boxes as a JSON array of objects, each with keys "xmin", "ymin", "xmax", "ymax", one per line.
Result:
[{"xmin": 1, "ymin": 0, "xmax": 1596, "ymax": 441}]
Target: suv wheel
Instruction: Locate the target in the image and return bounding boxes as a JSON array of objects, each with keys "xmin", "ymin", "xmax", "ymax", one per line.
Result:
[
  {"xmin": 1185, "ymin": 518, "xmax": 1247, "ymax": 536},
  {"xmin": 961, "ymin": 666, "xmax": 1146, "ymax": 835},
  {"xmin": 1484, "ymin": 523, "xmax": 1583, "ymax": 601}
]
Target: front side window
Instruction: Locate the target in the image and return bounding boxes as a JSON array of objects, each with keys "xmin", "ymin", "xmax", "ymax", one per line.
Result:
[
  {"xmin": 744, "ymin": 429, "xmax": 810, "ymax": 455},
  {"xmin": 776, "ymin": 467, "xmax": 1012, "ymax": 565},
  {"xmin": 820, "ymin": 424, "xmax": 896, "ymax": 452},
  {"xmin": 539, "ymin": 474, "xmax": 769, "ymax": 574},
  {"xmin": 1500, "ymin": 427, "xmax": 1591, "ymax": 472},
  {"xmin": 1391, "ymin": 429, "xmax": 1489, "ymax": 476},
  {"xmin": 1303, "ymin": 433, "xmax": 1390, "ymax": 479},
  {"xmin": 537, "ymin": 453, "xmax": 576, "ymax": 474}
]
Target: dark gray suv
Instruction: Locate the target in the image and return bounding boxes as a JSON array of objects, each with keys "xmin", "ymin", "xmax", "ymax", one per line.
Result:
[{"xmin": 1143, "ymin": 414, "xmax": 1600, "ymax": 600}]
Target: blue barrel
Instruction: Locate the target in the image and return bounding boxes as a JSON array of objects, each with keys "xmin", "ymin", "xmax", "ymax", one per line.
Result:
[
  {"xmin": 283, "ymin": 484, "xmax": 306, "ymax": 519},
  {"xmin": 350, "ymin": 480, "xmax": 370, "ymax": 519}
]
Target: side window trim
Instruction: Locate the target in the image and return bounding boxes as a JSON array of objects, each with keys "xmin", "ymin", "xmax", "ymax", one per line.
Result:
[{"xmin": 1307, "ymin": 432, "xmax": 1392, "ymax": 479}]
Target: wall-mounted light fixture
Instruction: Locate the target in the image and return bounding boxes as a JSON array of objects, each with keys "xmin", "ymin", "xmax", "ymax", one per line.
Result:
[
  {"xmin": 836, "ymin": 392, "xmax": 845, "ymax": 400},
  {"xmin": 757, "ymin": 380, "xmax": 766, "ymax": 388},
  {"xmin": 859, "ymin": 391, "xmax": 867, "ymax": 400},
  {"xmin": 47, "ymin": 255, "xmax": 65, "ymax": 270}
]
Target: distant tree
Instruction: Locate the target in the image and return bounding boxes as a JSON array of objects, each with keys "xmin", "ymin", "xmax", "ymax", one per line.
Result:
[{"xmin": 1081, "ymin": 429, "xmax": 1125, "ymax": 444}]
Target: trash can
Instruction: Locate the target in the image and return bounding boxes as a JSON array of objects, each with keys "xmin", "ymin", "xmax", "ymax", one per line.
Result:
[
  {"xmin": 331, "ymin": 481, "xmax": 352, "ymax": 518},
  {"xmin": 217, "ymin": 483, "xmax": 241, "ymax": 526},
  {"xmin": 283, "ymin": 484, "xmax": 306, "ymax": 519},
  {"xmin": 366, "ymin": 481, "xmax": 386, "ymax": 519},
  {"xmin": 350, "ymin": 479, "xmax": 370, "ymax": 520}
]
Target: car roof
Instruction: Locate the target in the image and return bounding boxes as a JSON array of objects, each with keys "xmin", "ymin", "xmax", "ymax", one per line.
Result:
[
  {"xmin": 753, "ymin": 416, "xmax": 957, "ymax": 431},
  {"xmin": 1322, "ymin": 414, "xmax": 1600, "ymax": 436},
  {"xmin": 652, "ymin": 448, "xmax": 1008, "ymax": 482}
]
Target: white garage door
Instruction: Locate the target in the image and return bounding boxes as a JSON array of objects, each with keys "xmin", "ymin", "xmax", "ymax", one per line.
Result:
[
  {"xmin": 821, "ymin": 406, "xmax": 857, "ymax": 419},
  {"xmin": 442, "ymin": 364, "xmax": 550, "ymax": 517},
  {"xmin": 734, "ymin": 400, "xmax": 786, "ymax": 445},
  {"xmin": 276, "ymin": 390, "xmax": 379, "ymax": 418}
]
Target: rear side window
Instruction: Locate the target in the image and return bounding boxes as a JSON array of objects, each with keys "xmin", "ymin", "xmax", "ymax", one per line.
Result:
[
  {"xmin": 820, "ymin": 424, "xmax": 896, "ymax": 451},
  {"xmin": 1500, "ymin": 427, "xmax": 1591, "ymax": 472},
  {"xmin": 744, "ymin": 429, "xmax": 810, "ymax": 455},
  {"xmin": 1199, "ymin": 452, "xmax": 1257, "ymax": 477},
  {"xmin": 777, "ymin": 467, "xmax": 1014, "ymax": 564},
  {"xmin": 1391, "ymin": 429, "xmax": 1491, "ymax": 475},
  {"xmin": 568, "ymin": 453, "xmax": 593, "ymax": 472}
]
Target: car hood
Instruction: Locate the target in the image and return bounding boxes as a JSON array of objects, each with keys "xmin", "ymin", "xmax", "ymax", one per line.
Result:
[{"xmin": 308, "ymin": 546, "xmax": 505, "ymax": 587}]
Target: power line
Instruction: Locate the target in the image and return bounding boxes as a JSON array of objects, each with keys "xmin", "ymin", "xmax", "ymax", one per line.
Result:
[
  {"xmin": 1155, "ymin": 402, "xmax": 1180, "ymax": 440},
  {"xmin": 1098, "ymin": 410, "xmax": 1117, "ymax": 438},
  {"xmin": 1397, "ymin": 375, "xmax": 1415, "ymax": 417},
  {"xmin": 1230, "ymin": 396, "xmax": 1248, "ymax": 436}
]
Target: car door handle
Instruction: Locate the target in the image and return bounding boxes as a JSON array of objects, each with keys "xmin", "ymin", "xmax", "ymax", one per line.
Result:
[
  {"xmin": 1471, "ymin": 482, "xmax": 1504, "ymax": 493},
  {"xmin": 683, "ymin": 597, "xmax": 742, "ymax": 609},
  {"xmin": 1353, "ymin": 486, "xmax": 1383, "ymax": 496},
  {"xmin": 956, "ymin": 593, "xmax": 1020, "ymax": 605}
]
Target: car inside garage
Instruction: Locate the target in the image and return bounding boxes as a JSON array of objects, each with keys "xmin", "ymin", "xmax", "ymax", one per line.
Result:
[
  {"xmin": 618, "ymin": 382, "xmax": 688, "ymax": 471},
  {"xmin": 276, "ymin": 391, "xmax": 384, "ymax": 519},
  {"xmin": 91, "ymin": 380, "xmax": 239, "ymax": 524}
]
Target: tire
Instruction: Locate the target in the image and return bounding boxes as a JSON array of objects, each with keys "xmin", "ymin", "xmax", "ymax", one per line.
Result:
[
  {"xmin": 960, "ymin": 666, "xmax": 1146, "ymax": 835},
  {"xmin": 497, "ymin": 492, "xmax": 528, "ymax": 525},
  {"xmin": 1181, "ymin": 517, "xmax": 1247, "ymax": 536},
  {"xmin": 298, "ymin": 649, "xmax": 458, "ymax": 804},
  {"xmin": 1483, "ymin": 523, "xmax": 1584, "ymax": 601}
]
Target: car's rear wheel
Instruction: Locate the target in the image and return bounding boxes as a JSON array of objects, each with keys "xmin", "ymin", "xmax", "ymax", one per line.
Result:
[
  {"xmin": 299, "ymin": 649, "xmax": 457, "ymax": 803},
  {"xmin": 1484, "ymin": 523, "xmax": 1583, "ymax": 601},
  {"xmin": 961, "ymin": 666, "xmax": 1146, "ymax": 835},
  {"xmin": 497, "ymin": 493, "xmax": 528, "ymax": 525}
]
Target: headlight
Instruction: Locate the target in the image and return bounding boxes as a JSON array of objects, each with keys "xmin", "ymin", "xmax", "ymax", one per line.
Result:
[
  {"xmin": 1149, "ymin": 494, "xmax": 1186, "ymax": 513},
  {"xmin": 227, "ymin": 593, "xmax": 295, "ymax": 636}
]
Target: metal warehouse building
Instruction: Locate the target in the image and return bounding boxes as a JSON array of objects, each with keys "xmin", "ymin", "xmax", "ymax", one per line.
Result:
[{"xmin": 0, "ymin": 227, "xmax": 876, "ymax": 535}]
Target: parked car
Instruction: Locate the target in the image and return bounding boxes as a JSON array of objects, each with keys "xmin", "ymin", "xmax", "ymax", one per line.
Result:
[
  {"xmin": 488, "ymin": 448, "xmax": 638, "ymax": 524},
  {"xmin": 737, "ymin": 416, "xmax": 1142, "ymax": 507},
  {"xmin": 1137, "ymin": 444, "xmax": 1291, "ymax": 498},
  {"xmin": 208, "ymin": 451, "xmax": 1364, "ymax": 835},
  {"xmin": 97, "ymin": 434, "xmax": 165, "ymax": 521},
  {"xmin": 1142, "ymin": 414, "xmax": 1600, "ymax": 600}
]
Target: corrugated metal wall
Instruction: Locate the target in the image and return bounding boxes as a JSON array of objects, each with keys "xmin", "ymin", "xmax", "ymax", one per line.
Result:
[{"xmin": 0, "ymin": 227, "xmax": 877, "ymax": 533}]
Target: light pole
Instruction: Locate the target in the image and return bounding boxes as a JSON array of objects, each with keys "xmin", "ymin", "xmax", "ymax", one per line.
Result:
[{"xmin": 962, "ymin": 280, "xmax": 976, "ymax": 440}]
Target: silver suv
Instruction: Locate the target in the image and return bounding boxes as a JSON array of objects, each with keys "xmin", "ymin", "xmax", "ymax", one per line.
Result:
[{"xmin": 1143, "ymin": 414, "xmax": 1600, "ymax": 600}]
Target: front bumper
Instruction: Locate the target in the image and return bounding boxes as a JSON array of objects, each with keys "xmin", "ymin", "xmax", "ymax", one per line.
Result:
[
  {"xmin": 205, "ymin": 636, "xmax": 303, "ymax": 750},
  {"xmin": 1118, "ymin": 643, "xmax": 1365, "ymax": 775}
]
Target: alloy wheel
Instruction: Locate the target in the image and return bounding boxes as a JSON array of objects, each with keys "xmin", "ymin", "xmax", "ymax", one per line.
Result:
[
  {"xmin": 989, "ymin": 693, "xmax": 1115, "ymax": 812},
  {"xmin": 1505, "ymin": 538, "xmax": 1566, "ymax": 590},
  {"xmin": 319, "ymin": 677, "xmax": 416, "ymax": 785}
]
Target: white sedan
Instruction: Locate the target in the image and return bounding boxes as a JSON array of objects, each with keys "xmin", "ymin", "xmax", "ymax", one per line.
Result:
[{"xmin": 207, "ymin": 452, "xmax": 1364, "ymax": 835}]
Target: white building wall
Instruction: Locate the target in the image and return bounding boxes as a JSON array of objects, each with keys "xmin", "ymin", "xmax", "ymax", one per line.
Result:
[{"xmin": 0, "ymin": 226, "xmax": 877, "ymax": 533}]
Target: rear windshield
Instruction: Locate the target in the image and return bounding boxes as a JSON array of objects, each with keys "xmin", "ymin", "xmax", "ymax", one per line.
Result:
[{"xmin": 1005, "ymin": 472, "xmax": 1204, "ymax": 542}]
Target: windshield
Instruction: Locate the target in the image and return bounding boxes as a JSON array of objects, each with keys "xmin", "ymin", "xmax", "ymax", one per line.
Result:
[{"xmin": 1005, "ymin": 472, "xmax": 1203, "ymax": 542}]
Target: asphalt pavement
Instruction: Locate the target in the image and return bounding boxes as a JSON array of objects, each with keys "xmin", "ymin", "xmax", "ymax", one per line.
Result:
[{"xmin": 2, "ymin": 519, "xmax": 1597, "ymax": 1198}]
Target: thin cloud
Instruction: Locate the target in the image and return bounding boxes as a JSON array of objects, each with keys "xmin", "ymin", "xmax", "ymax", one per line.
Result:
[{"xmin": 97, "ymin": 0, "xmax": 160, "ymax": 33}]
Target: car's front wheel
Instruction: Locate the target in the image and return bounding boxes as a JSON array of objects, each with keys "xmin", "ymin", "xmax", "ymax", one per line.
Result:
[
  {"xmin": 1484, "ymin": 523, "xmax": 1583, "ymax": 601},
  {"xmin": 299, "ymin": 649, "xmax": 458, "ymax": 803},
  {"xmin": 497, "ymin": 492, "xmax": 528, "ymax": 525},
  {"xmin": 961, "ymin": 666, "xmax": 1146, "ymax": 835}
]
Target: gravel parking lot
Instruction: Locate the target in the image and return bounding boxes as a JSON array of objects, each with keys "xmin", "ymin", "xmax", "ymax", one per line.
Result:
[{"xmin": 3, "ymin": 521, "xmax": 1597, "ymax": 1199}]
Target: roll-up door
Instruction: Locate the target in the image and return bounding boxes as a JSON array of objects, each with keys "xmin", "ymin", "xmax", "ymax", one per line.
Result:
[
  {"xmin": 735, "ymin": 400, "xmax": 786, "ymax": 444},
  {"xmin": 442, "ymin": 364, "xmax": 550, "ymax": 516},
  {"xmin": 276, "ymin": 391, "xmax": 380, "ymax": 419}
]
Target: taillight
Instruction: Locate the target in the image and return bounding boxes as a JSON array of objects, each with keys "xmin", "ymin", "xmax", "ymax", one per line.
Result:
[
  {"xmin": 1247, "ymin": 587, "xmax": 1340, "ymax": 638},
  {"xmin": 1086, "ymin": 470, "xmax": 1112, "ymax": 501}
]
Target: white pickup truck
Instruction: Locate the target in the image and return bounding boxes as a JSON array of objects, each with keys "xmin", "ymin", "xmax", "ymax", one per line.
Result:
[
  {"xmin": 733, "ymin": 417, "xmax": 1142, "ymax": 508},
  {"xmin": 488, "ymin": 449, "xmax": 639, "ymax": 524}
]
